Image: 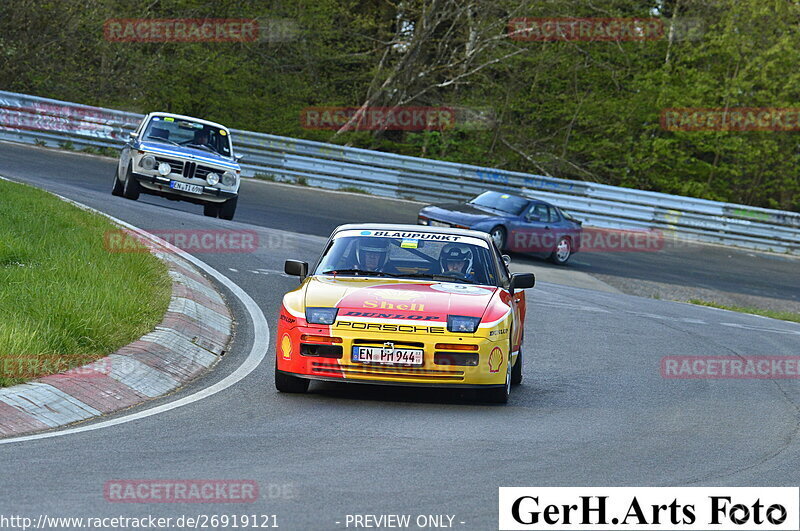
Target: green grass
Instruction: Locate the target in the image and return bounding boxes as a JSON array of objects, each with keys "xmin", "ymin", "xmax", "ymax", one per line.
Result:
[
  {"xmin": 0, "ymin": 180, "xmax": 172, "ymax": 386},
  {"xmin": 687, "ymin": 299, "xmax": 800, "ymax": 324}
]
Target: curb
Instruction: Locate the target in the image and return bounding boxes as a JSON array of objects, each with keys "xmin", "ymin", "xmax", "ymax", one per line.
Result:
[{"xmin": 0, "ymin": 242, "xmax": 233, "ymax": 438}]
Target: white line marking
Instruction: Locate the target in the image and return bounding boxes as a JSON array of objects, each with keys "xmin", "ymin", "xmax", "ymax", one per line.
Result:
[{"xmin": 0, "ymin": 178, "xmax": 269, "ymax": 445}]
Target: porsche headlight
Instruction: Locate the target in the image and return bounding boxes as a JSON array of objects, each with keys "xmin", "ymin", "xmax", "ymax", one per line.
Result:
[
  {"xmin": 206, "ymin": 172, "xmax": 220, "ymax": 186},
  {"xmin": 306, "ymin": 307, "xmax": 339, "ymax": 325},
  {"xmin": 139, "ymin": 155, "xmax": 157, "ymax": 170},
  {"xmin": 221, "ymin": 171, "xmax": 238, "ymax": 187},
  {"xmin": 447, "ymin": 315, "xmax": 481, "ymax": 334}
]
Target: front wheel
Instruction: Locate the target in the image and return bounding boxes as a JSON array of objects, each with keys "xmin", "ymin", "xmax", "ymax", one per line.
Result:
[
  {"xmin": 275, "ymin": 367, "xmax": 310, "ymax": 393},
  {"xmin": 550, "ymin": 236, "xmax": 572, "ymax": 265},
  {"xmin": 219, "ymin": 196, "xmax": 237, "ymax": 220},
  {"xmin": 111, "ymin": 168, "xmax": 124, "ymax": 196},
  {"xmin": 122, "ymin": 165, "xmax": 140, "ymax": 200},
  {"xmin": 489, "ymin": 226, "xmax": 507, "ymax": 251},
  {"xmin": 511, "ymin": 347, "xmax": 523, "ymax": 386}
]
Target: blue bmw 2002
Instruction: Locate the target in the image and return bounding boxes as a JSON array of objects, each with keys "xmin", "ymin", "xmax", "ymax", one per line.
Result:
[
  {"xmin": 417, "ymin": 190, "xmax": 583, "ymax": 265},
  {"xmin": 113, "ymin": 112, "xmax": 242, "ymax": 220}
]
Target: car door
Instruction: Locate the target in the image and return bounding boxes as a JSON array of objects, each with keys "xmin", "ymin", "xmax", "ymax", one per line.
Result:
[{"xmin": 510, "ymin": 202, "xmax": 553, "ymax": 255}]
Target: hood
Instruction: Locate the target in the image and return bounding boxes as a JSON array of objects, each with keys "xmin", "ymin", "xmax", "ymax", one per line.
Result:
[
  {"xmin": 139, "ymin": 141, "xmax": 239, "ymax": 170},
  {"xmin": 303, "ymin": 277, "xmax": 498, "ymax": 323}
]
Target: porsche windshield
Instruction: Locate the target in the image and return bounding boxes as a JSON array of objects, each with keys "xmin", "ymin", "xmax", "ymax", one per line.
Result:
[
  {"xmin": 142, "ymin": 116, "xmax": 232, "ymax": 157},
  {"xmin": 468, "ymin": 191, "xmax": 528, "ymax": 215},
  {"xmin": 315, "ymin": 235, "xmax": 499, "ymax": 286}
]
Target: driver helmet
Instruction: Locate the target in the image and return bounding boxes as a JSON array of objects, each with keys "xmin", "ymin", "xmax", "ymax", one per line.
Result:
[
  {"xmin": 355, "ymin": 238, "xmax": 390, "ymax": 270},
  {"xmin": 440, "ymin": 243, "xmax": 473, "ymax": 275}
]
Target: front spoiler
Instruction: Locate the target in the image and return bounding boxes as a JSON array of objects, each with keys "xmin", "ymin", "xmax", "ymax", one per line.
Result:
[{"xmin": 276, "ymin": 370, "xmax": 506, "ymax": 389}]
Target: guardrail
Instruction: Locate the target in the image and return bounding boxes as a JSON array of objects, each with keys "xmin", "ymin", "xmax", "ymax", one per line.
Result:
[{"xmin": 1, "ymin": 89, "xmax": 798, "ymax": 255}]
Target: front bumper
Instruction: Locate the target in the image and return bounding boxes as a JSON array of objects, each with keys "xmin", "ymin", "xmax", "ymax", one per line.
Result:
[
  {"xmin": 134, "ymin": 172, "xmax": 237, "ymax": 204},
  {"xmin": 276, "ymin": 323, "xmax": 509, "ymax": 387}
]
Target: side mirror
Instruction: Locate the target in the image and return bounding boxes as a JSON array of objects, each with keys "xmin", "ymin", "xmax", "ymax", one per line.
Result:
[
  {"xmin": 510, "ymin": 272, "xmax": 535, "ymax": 292},
  {"xmin": 129, "ymin": 132, "xmax": 138, "ymax": 141},
  {"xmin": 284, "ymin": 259, "xmax": 308, "ymax": 279},
  {"xmin": 502, "ymin": 254, "xmax": 511, "ymax": 268},
  {"xmin": 234, "ymin": 153, "xmax": 244, "ymax": 163}
]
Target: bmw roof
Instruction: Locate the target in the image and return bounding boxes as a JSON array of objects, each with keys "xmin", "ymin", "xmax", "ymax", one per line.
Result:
[{"xmin": 144, "ymin": 112, "xmax": 231, "ymax": 132}]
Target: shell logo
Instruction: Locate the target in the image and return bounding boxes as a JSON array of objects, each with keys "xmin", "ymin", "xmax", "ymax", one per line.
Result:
[
  {"xmin": 488, "ymin": 346, "xmax": 503, "ymax": 373},
  {"xmin": 281, "ymin": 334, "xmax": 292, "ymax": 360}
]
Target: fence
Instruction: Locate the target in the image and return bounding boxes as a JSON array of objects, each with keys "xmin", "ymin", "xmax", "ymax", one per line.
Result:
[{"xmin": 1, "ymin": 89, "xmax": 798, "ymax": 255}]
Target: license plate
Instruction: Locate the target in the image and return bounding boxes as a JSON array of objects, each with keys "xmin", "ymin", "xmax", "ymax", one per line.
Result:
[
  {"xmin": 170, "ymin": 181, "xmax": 204, "ymax": 194},
  {"xmin": 352, "ymin": 346, "xmax": 424, "ymax": 366},
  {"xmin": 430, "ymin": 220, "xmax": 450, "ymax": 227}
]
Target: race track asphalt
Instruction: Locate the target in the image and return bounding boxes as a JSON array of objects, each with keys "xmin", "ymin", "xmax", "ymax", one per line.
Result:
[{"xmin": 0, "ymin": 141, "xmax": 799, "ymax": 530}]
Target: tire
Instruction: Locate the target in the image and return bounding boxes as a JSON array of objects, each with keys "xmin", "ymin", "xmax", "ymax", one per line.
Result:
[
  {"xmin": 203, "ymin": 202, "xmax": 220, "ymax": 218},
  {"xmin": 219, "ymin": 196, "xmax": 237, "ymax": 220},
  {"xmin": 122, "ymin": 164, "xmax": 140, "ymax": 200},
  {"xmin": 111, "ymin": 168, "xmax": 124, "ymax": 196},
  {"xmin": 550, "ymin": 236, "xmax": 572, "ymax": 265},
  {"xmin": 275, "ymin": 367, "xmax": 310, "ymax": 393},
  {"xmin": 511, "ymin": 346, "xmax": 523, "ymax": 386},
  {"xmin": 480, "ymin": 353, "xmax": 511, "ymax": 404},
  {"xmin": 489, "ymin": 226, "xmax": 507, "ymax": 251}
]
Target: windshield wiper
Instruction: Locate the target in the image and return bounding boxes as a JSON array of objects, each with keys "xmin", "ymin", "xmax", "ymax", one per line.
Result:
[
  {"xmin": 395, "ymin": 272, "xmax": 479, "ymax": 284},
  {"xmin": 146, "ymin": 137, "xmax": 181, "ymax": 147},
  {"xmin": 186, "ymin": 143, "xmax": 221, "ymax": 155},
  {"xmin": 320, "ymin": 269, "xmax": 396, "ymax": 277}
]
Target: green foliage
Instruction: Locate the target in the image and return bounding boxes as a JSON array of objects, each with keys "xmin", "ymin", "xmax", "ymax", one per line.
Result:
[
  {"xmin": 0, "ymin": 0, "xmax": 798, "ymax": 211},
  {"xmin": 0, "ymin": 180, "xmax": 171, "ymax": 386}
]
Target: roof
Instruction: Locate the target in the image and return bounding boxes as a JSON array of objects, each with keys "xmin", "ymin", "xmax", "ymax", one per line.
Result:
[
  {"xmin": 333, "ymin": 223, "xmax": 493, "ymax": 243},
  {"xmin": 144, "ymin": 112, "xmax": 230, "ymax": 131}
]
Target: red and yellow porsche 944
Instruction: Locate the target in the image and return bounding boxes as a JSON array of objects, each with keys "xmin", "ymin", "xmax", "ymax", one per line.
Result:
[{"xmin": 275, "ymin": 224, "xmax": 535, "ymax": 403}]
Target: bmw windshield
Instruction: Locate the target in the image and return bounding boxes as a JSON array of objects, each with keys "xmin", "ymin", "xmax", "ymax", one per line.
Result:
[{"xmin": 142, "ymin": 116, "xmax": 232, "ymax": 157}]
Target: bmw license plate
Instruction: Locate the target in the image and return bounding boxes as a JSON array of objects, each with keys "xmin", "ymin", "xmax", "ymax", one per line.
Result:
[
  {"xmin": 352, "ymin": 346, "xmax": 424, "ymax": 366},
  {"xmin": 170, "ymin": 180, "xmax": 204, "ymax": 195}
]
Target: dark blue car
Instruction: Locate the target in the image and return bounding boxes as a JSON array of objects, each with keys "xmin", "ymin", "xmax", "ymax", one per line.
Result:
[{"xmin": 417, "ymin": 191, "xmax": 583, "ymax": 265}]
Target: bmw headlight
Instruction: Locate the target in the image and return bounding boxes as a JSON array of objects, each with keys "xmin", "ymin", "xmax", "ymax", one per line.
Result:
[
  {"xmin": 306, "ymin": 307, "xmax": 339, "ymax": 325},
  {"xmin": 139, "ymin": 155, "xmax": 156, "ymax": 170},
  {"xmin": 447, "ymin": 315, "xmax": 481, "ymax": 334},
  {"xmin": 206, "ymin": 172, "xmax": 220, "ymax": 186},
  {"xmin": 157, "ymin": 162, "xmax": 171, "ymax": 176},
  {"xmin": 221, "ymin": 171, "xmax": 238, "ymax": 187}
]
